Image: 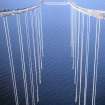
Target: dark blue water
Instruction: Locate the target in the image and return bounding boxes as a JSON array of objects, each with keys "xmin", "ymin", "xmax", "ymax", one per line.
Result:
[{"xmin": 0, "ymin": 1, "xmax": 105, "ymax": 105}]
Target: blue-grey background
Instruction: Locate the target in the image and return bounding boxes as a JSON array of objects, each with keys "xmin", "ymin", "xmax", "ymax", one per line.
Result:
[{"xmin": 0, "ymin": 0, "xmax": 105, "ymax": 105}]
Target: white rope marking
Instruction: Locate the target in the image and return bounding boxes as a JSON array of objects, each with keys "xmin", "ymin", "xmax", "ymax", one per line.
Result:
[
  {"xmin": 36, "ymin": 10, "xmax": 42, "ymax": 84},
  {"xmin": 16, "ymin": 15, "xmax": 29, "ymax": 105},
  {"xmin": 25, "ymin": 13, "xmax": 36, "ymax": 105},
  {"xmin": 83, "ymin": 16, "xmax": 90, "ymax": 105},
  {"xmin": 94, "ymin": 19, "xmax": 100, "ymax": 105},
  {"xmin": 92, "ymin": 19, "xmax": 101, "ymax": 105},
  {"xmin": 3, "ymin": 17, "xmax": 19, "ymax": 105},
  {"xmin": 78, "ymin": 13, "xmax": 84, "ymax": 105},
  {"xmin": 71, "ymin": 8, "xmax": 75, "ymax": 70},
  {"xmin": 30, "ymin": 11, "xmax": 39, "ymax": 103},
  {"xmin": 75, "ymin": 12, "xmax": 80, "ymax": 103},
  {"xmin": 39, "ymin": 7, "xmax": 44, "ymax": 57},
  {"xmin": 74, "ymin": 10, "xmax": 78, "ymax": 85}
]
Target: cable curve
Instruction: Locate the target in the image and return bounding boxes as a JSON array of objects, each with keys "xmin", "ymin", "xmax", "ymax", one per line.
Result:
[
  {"xmin": 0, "ymin": 1, "xmax": 43, "ymax": 17},
  {"xmin": 1, "ymin": 0, "xmax": 105, "ymax": 19},
  {"xmin": 69, "ymin": 0, "xmax": 105, "ymax": 19}
]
